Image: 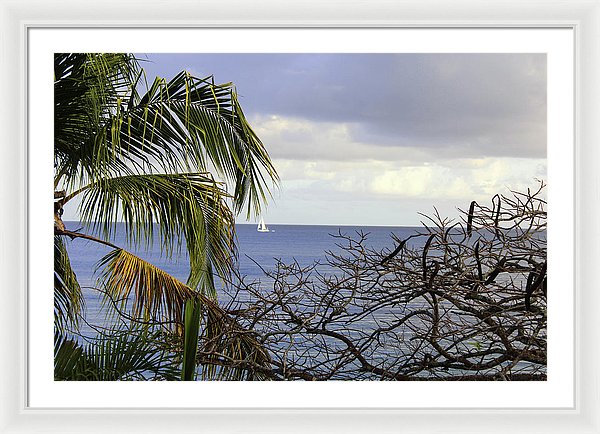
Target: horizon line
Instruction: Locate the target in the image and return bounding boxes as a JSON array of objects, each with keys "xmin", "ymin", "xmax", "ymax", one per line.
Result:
[{"xmin": 63, "ymin": 220, "xmax": 423, "ymax": 229}]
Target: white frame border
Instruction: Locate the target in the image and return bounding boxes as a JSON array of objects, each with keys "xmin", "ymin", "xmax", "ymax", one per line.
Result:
[
  {"xmin": 1, "ymin": 1, "xmax": 598, "ymax": 433},
  {"xmin": 28, "ymin": 26, "xmax": 574, "ymax": 411}
]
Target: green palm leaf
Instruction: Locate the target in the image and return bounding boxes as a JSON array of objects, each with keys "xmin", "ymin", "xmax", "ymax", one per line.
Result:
[
  {"xmin": 54, "ymin": 53, "xmax": 140, "ymax": 189},
  {"xmin": 54, "ymin": 235, "xmax": 83, "ymax": 331},
  {"xmin": 78, "ymin": 173, "xmax": 235, "ymax": 293},
  {"xmin": 54, "ymin": 326, "xmax": 179, "ymax": 381},
  {"xmin": 110, "ymin": 72, "xmax": 278, "ymax": 217},
  {"xmin": 56, "ymin": 55, "xmax": 279, "ymax": 217},
  {"xmin": 54, "ymin": 333, "xmax": 87, "ymax": 380}
]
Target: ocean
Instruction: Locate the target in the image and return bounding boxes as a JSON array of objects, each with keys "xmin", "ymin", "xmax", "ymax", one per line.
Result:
[
  {"xmin": 62, "ymin": 221, "xmax": 546, "ymax": 380},
  {"xmin": 64, "ymin": 222, "xmax": 422, "ymax": 335}
]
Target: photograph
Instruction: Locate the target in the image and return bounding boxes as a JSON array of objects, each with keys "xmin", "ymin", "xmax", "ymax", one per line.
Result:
[{"xmin": 53, "ymin": 52, "xmax": 547, "ymax": 381}]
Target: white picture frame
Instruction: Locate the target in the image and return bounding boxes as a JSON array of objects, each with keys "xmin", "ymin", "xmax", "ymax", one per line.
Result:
[{"xmin": 1, "ymin": 0, "xmax": 599, "ymax": 433}]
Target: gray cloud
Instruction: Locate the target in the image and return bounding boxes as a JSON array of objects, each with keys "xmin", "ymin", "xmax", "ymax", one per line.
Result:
[{"xmin": 141, "ymin": 53, "xmax": 546, "ymax": 159}]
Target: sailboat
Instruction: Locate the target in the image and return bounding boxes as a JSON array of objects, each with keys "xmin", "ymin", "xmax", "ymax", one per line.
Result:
[{"xmin": 257, "ymin": 217, "xmax": 270, "ymax": 233}]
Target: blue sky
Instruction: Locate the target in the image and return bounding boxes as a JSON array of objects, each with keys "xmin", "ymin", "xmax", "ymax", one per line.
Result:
[{"xmin": 66, "ymin": 53, "xmax": 547, "ymax": 226}]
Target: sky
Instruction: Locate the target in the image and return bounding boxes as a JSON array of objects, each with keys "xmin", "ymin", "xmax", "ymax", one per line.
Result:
[{"xmin": 66, "ymin": 53, "xmax": 547, "ymax": 227}]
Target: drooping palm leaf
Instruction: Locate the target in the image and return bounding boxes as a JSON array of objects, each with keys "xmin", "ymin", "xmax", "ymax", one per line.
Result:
[
  {"xmin": 96, "ymin": 248, "xmax": 195, "ymax": 326},
  {"xmin": 78, "ymin": 173, "xmax": 235, "ymax": 293},
  {"xmin": 94, "ymin": 249, "xmax": 271, "ymax": 379},
  {"xmin": 54, "ymin": 235, "xmax": 83, "ymax": 331}
]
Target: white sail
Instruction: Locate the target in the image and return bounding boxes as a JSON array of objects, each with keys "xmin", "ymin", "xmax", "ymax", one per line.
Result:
[{"xmin": 257, "ymin": 217, "xmax": 269, "ymax": 232}]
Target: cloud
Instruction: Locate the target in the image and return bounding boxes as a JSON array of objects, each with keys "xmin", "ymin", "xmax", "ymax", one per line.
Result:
[
  {"xmin": 252, "ymin": 114, "xmax": 541, "ymax": 164},
  {"xmin": 143, "ymin": 53, "xmax": 546, "ymax": 159},
  {"xmin": 272, "ymin": 157, "xmax": 546, "ymax": 201},
  {"xmin": 135, "ymin": 53, "xmax": 548, "ymax": 226},
  {"xmin": 369, "ymin": 159, "xmax": 546, "ymax": 199},
  {"xmin": 256, "ymin": 157, "xmax": 545, "ymax": 226}
]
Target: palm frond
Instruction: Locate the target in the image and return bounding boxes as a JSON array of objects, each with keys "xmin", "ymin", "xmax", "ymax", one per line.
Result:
[
  {"xmin": 54, "ymin": 235, "xmax": 83, "ymax": 331},
  {"xmin": 113, "ymin": 72, "xmax": 278, "ymax": 217},
  {"xmin": 96, "ymin": 248, "xmax": 195, "ymax": 326},
  {"xmin": 57, "ymin": 61, "xmax": 279, "ymax": 217},
  {"xmin": 94, "ymin": 248, "xmax": 272, "ymax": 380},
  {"xmin": 54, "ymin": 333, "xmax": 88, "ymax": 380},
  {"xmin": 79, "ymin": 173, "xmax": 235, "ymax": 293},
  {"xmin": 54, "ymin": 326, "xmax": 179, "ymax": 381},
  {"xmin": 54, "ymin": 53, "xmax": 140, "ymax": 189}
]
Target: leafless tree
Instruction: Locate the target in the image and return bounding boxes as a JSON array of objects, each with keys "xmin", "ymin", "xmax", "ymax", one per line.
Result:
[{"xmin": 196, "ymin": 183, "xmax": 547, "ymax": 381}]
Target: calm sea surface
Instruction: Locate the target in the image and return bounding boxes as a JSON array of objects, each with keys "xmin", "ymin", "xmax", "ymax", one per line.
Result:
[
  {"xmin": 63, "ymin": 222, "xmax": 544, "ymax": 379},
  {"xmin": 64, "ymin": 222, "xmax": 421, "ymax": 334}
]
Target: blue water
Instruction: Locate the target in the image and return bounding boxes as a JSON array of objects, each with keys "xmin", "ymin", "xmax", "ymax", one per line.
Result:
[
  {"xmin": 62, "ymin": 221, "xmax": 545, "ymax": 380},
  {"xmin": 65, "ymin": 222, "xmax": 418, "ymax": 280},
  {"xmin": 64, "ymin": 222, "xmax": 421, "ymax": 333}
]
